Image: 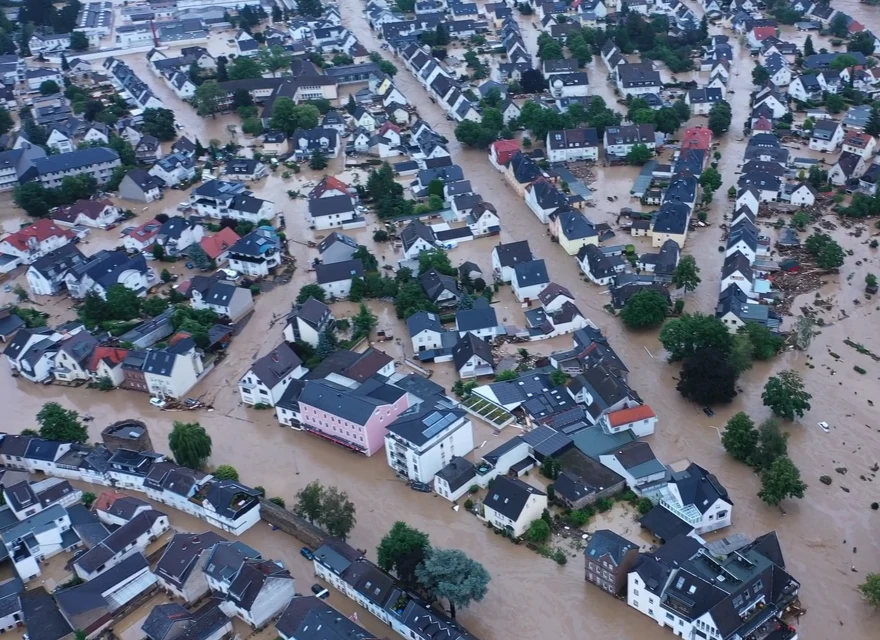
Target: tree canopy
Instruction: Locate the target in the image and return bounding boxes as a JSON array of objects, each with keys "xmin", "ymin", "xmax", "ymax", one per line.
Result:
[
  {"xmin": 169, "ymin": 421, "xmax": 213, "ymax": 469},
  {"xmin": 758, "ymin": 456, "xmax": 806, "ymax": 506},
  {"xmin": 416, "ymin": 548, "xmax": 490, "ymax": 619},
  {"xmin": 659, "ymin": 313, "xmax": 733, "ymax": 362},
  {"xmin": 762, "ymin": 370, "xmax": 812, "ymax": 420},
  {"xmin": 671, "ymin": 255, "xmax": 701, "ymax": 294},
  {"xmin": 620, "ymin": 289, "xmax": 669, "ymax": 329},
  {"xmin": 36, "ymin": 402, "xmax": 88, "ymax": 443},
  {"xmin": 676, "ymin": 347, "xmax": 737, "ymax": 406},
  {"xmin": 377, "ymin": 521, "xmax": 431, "ymax": 588},
  {"xmin": 721, "ymin": 412, "xmax": 759, "ymax": 464}
]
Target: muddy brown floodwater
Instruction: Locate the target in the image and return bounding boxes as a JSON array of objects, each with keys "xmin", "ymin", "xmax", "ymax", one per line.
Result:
[{"xmin": 0, "ymin": 1, "xmax": 878, "ymax": 638}]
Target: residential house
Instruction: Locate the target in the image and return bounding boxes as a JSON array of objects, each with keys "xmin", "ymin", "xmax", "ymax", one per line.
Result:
[
  {"xmin": 64, "ymin": 250, "xmax": 151, "ymax": 299},
  {"xmin": 53, "ymin": 330, "xmax": 98, "ymax": 383},
  {"xmin": 149, "ymin": 153, "xmax": 196, "ymax": 187},
  {"xmin": 141, "ymin": 339, "xmax": 207, "ymax": 400},
  {"xmin": 189, "ymin": 278, "xmax": 254, "ymax": 322},
  {"xmin": 385, "ymin": 403, "xmax": 474, "ymax": 484},
  {"xmin": 3, "ymin": 328, "xmax": 62, "ymax": 383},
  {"xmin": 598, "ymin": 405, "xmax": 657, "ymax": 437},
  {"xmin": 407, "ymin": 311, "xmax": 445, "ymax": 353},
  {"xmin": 451, "ymin": 333, "xmax": 494, "ymax": 379},
  {"xmin": 584, "ymin": 530, "xmax": 640, "ymax": 595},
  {"xmin": 51, "ymin": 199, "xmax": 120, "ymax": 229},
  {"xmin": 26, "ymin": 244, "xmax": 87, "ymax": 297},
  {"xmin": 650, "ymin": 201, "xmax": 691, "ymax": 248},
  {"xmin": 809, "ymin": 119, "xmax": 844, "ymax": 151},
  {"xmin": 841, "ymin": 131, "xmax": 876, "ymax": 159},
  {"xmin": 551, "ymin": 209, "xmax": 598, "ymax": 255},
  {"xmin": 545, "ymin": 128, "xmax": 600, "ymax": 163},
  {"xmin": 685, "ymin": 87, "xmax": 724, "ymax": 115},
  {"xmin": 577, "ymin": 244, "xmax": 625, "ymax": 285},
  {"xmin": 73, "ymin": 509, "xmax": 169, "ymax": 581},
  {"xmin": 238, "ymin": 343, "xmax": 305, "ymax": 408},
  {"xmin": 829, "ymin": 151, "xmax": 867, "ymax": 186},
  {"xmin": 292, "ymin": 128, "xmax": 340, "ymax": 159},
  {"xmin": 420, "ymin": 268, "xmax": 460, "ymax": 307},
  {"xmin": 0, "ymin": 505, "xmax": 77, "ymax": 581},
  {"xmin": 283, "ymin": 298, "xmax": 333, "ymax": 349},
  {"xmin": 525, "ymin": 178, "xmax": 568, "ymax": 224},
  {"xmin": 482, "ymin": 475, "xmax": 547, "ymax": 537},
  {"xmin": 192, "ymin": 180, "xmax": 275, "ymax": 224},
  {"xmin": 599, "ymin": 441, "xmax": 667, "ymax": 491},
  {"xmin": 224, "ymin": 159, "xmax": 268, "ymax": 182},
  {"xmin": 456, "ymin": 298, "xmax": 501, "ymax": 341},
  {"xmin": 307, "ymin": 195, "xmax": 359, "ymax": 230},
  {"xmin": 119, "ymin": 169, "xmax": 163, "ymax": 203},
  {"xmin": 488, "ymin": 139, "xmax": 520, "ymax": 171},
  {"xmin": 315, "ymin": 259, "xmax": 365, "ymax": 299},
  {"xmin": 155, "ymin": 217, "xmax": 204, "ymax": 257},
  {"xmin": 504, "ymin": 152, "xmax": 542, "ymax": 196},
  {"xmin": 198, "ymin": 228, "xmax": 240, "ymax": 267},
  {"xmin": 785, "ymin": 182, "xmax": 816, "ymax": 206},
  {"xmin": 135, "ymin": 136, "xmax": 162, "ymax": 164},
  {"xmin": 0, "ymin": 219, "xmax": 75, "ymax": 266},
  {"xmin": 721, "ymin": 252, "xmax": 755, "ymax": 298},
  {"xmin": 511, "ymin": 259, "xmax": 550, "ymax": 303},
  {"xmin": 716, "ymin": 285, "xmax": 780, "ymax": 333},
  {"xmin": 491, "ymin": 240, "xmax": 533, "ymax": 283},
  {"xmin": 315, "ymin": 232, "xmax": 358, "ymax": 266},
  {"xmin": 297, "ymin": 378, "xmax": 409, "ymax": 456},
  {"xmin": 616, "ymin": 63, "xmax": 662, "ymax": 97},
  {"xmin": 154, "ymin": 532, "xmax": 227, "ymax": 603},
  {"xmin": 227, "ymin": 227, "xmax": 282, "ymax": 277},
  {"xmin": 603, "ymin": 125, "xmax": 656, "ymax": 158},
  {"xmin": 434, "ymin": 456, "xmax": 478, "ymax": 502}
]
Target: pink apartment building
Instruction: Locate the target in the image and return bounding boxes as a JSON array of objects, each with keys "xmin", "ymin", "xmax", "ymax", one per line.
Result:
[{"xmin": 297, "ymin": 379, "xmax": 411, "ymax": 455}]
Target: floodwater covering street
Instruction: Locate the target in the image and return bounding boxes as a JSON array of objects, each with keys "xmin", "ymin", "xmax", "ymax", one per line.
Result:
[{"xmin": 0, "ymin": 0, "xmax": 879, "ymax": 638}]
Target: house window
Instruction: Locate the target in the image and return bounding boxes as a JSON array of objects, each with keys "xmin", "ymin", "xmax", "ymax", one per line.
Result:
[{"xmin": 633, "ymin": 589, "xmax": 639, "ymax": 596}]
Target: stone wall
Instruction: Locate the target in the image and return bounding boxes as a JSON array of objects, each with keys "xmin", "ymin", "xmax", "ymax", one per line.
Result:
[{"xmin": 259, "ymin": 498, "xmax": 326, "ymax": 549}]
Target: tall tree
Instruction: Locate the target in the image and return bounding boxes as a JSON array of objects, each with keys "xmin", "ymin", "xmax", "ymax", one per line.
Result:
[
  {"xmin": 721, "ymin": 412, "xmax": 758, "ymax": 463},
  {"xmin": 865, "ymin": 106, "xmax": 880, "ymax": 137},
  {"xmin": 758, "ymin": 456, "xmax": 807, "ymax": 506},
  {"xmin": 659, "ymin": 313, "xmax": 733, "ymax": 362},
  {"xmin": 194, "ymin": 81, "xmax": 226, "ymax": 118},
  {"xmin": 318, "ymin": 486, "xmax": 356, "ymax": 540},
  {"xmin": 620, "ymin": 289, "xmax": 669, "ymax": 329},
  {"xmin": 416, "ymin": 548, "xmax": 490, "ymax": 619},
  {"xmin": 36, "ymin": 402, "xmax": 88, "ymax": 443},
  {"xmin": 762, "ymin": 370, "xmax": 812, "ymax": 420},
  {"xmin": 294, "ymin": 481, "xmax": 325, "ymax": 523},
  {"xmin": 671, "ymin": 256, "xmax": 701, "ymax": 294},
  {"xmin": 676, "ymin": 347, "xmax": 737, "ymax": 405},
  {"xmin": 749, "ymin": 419, "xmax": 789, "ymax": 471},
  {"xmin": 229, "ymin": 56, "xmax": 263, "ymax": 80},
  {"xmin": 803, "ymin": 35, "xmax": 815, "ymax": 57},
  {"xmin": 377, "ymin": 522, "xmax": 432, "ymax": 588},
  {"xmin": 169, "ymin": 421, "xmax": 213, "ymax": 469}
]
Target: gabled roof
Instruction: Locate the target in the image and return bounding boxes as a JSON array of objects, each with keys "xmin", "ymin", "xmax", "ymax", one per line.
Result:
[
  {"xmin": 585, "ymin": 529, "xmax": 638, "ymax": 567},
  {"xmin": 407, "ymin": 310, "xmax": 443, "ymax": 336},
  {"xmin": 451, "ymin": 333, "xmax": 493, "ymax": 371},
  {"xmin": 456, "ymin": 297, "xmax": 498, "ymax": 332},
  {"xmin": 493, "ymin": 240, "xmax": 533, "ymax": 267},
  {"xmin": 247, "ymin": 343, "xmax": 302, "ymax": 388},
  {"xmin": 484, "ymin": 475, "xmax": 545, "ymax": 521}
]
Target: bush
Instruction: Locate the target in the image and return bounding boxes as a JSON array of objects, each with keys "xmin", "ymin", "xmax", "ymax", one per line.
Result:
[
  {"xmin": 464, "ymin": 498, "xmax": 474, "ymax": 509},
  {"xmin": 269, "ymin": 496, "xmax": 286, "ymax": 507},
  {"xmin": 81, "ymin": 492, "xmax": 96, "ymax": 509},
  {"xmin": 636, "ymin": 497, "xmax": 654, "ymax": 515},
  {"xmin": 567, "ymin": 509, "xmax": 590, "ymax": 527},
  {"xmin": 595, "ymin": 497, "xmax": 614, "ymax": 513},
  {"xmin": 469, "ymin": 484, "xmax": 479, "ymax": 493},
  {"xmin": 553, "ymin": 549, "xmax": 567, "ymax": 565}
]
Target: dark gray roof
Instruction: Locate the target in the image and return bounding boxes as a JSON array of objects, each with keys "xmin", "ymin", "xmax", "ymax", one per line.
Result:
[
  {"xmin": 202, "ymin": 541, "xmax": 262, "ymax": 583},
  {"xmin": 317, "ymin": 232, "xmax": 357, "ymax": 255},
  {"xmin": 639, "ymin": 504, "xmax": 695, "ymax": 542},
  {"xmin": 276, "ymin": 596, "xmax": 373, "ymax": 640},
  {"xmin": 493, "ymin": 240, "xmax": 532, "ymax": 267},
  {"xmin": 21, "ymin": 587, "xmax": 72, "ymax": 640},
  {"xmin": 513, "ymin": 259, "xmax": 549, "ymax": 288},
  {"xmin": 203, "ymin": 480, "xmax": 261, "ymax": 520},
  {"xmin": 299, "ymin": 379, "xmax": 396, "ymax": 423},
  {"xmin": 0, "ymin": 577, "xmax": 21, "ymax": 618},
  {"xmin": 585, "ymin": 529, "xmax": 638, "ymax": 566},
  {"xmin": 392, "ymin": 373, "xmax": 446, "ymax": 400},
  {"xmin": 456, "ymin": 297, "xmax": 497, "ymax": 332},
  {"xmin": 386, "ymin": 405, "xmax": 466, "ymax": 447},
  {"xmin": 24, "ymin": 438, "xmax": 62, "ymax": 462},
  {"xmin": 308, "ymin": 194, "xmax": 355, "ymax": 217},
  {"xmin": 400, "ymin": 219, "xmax": 436, "ymax": 253},
  {"xmin": 670, "ymin": 463, "xmax": 732, "ymax": 513},
  {"xmin": 451, "ymin": 333, "xmax": 493, "ymax": 371},
  {"xmin": 420, "ymin": 268, "xmax": 460, "ymax": 303},
  {"xmin": 56, "ymin": 553, "xmax": 151, "ymax": 616},
  {"xmin": 226, "ymin": 560, "xmax": 292, "ymax": 611},
  {"xmin": 29, "ymin": 243, "xmax": 87, "ymax": 280},
  {"xmin": 435, "ymin": 456, "xmax": 477, "ymax": 493},
  {"xmin": 519, "ymin": 425, "xmax": 572, "ymax": 458},
  {"xmin": 99, "ymin": 495, "xmax": 150, "ymax": 519},
  {"xmin": 289, "ymin": 297, "xmax": 332, "ymax": 330},
  {"xmin": 142, "ymin": 602, "xmax": 191, "ymax": 640},
  {"xmin": 407, "ymin": 310, "xmax": 443, "ymax": 336},
  {"xmin": 33, "ymin": 147, "xmax": 119, "ymax": 175},
  {"xmin": 67, "ymin": 504, "xmax": 110, "ymax": 548},
  {"xmin": 155, "ymin": 531, "xmax": 227, "ymax": 588},
  {"xmin": 75, "ymin": 509, "xmax": 166, "ymax": 572},
  {"xmin": 249, "ymin": 342, "xmax": 303, "ymax": 387},
  {"xmin": 315, "ymin": 258, "xmax": 364, "ymax": 284},
  {"xmin": 484, "ymin": 475, "xmax": 545, "ymax": 521}
]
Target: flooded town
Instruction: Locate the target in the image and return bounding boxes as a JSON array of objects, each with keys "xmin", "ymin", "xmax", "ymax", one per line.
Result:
[{"xmin": 0, "ymin": 0, "xmax": 878, "ymax": 640}]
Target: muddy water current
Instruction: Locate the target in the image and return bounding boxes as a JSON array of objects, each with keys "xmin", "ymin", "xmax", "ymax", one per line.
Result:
[{"xmin": 0, "ymin": 1, "xmax": 878, "ymax": 638}]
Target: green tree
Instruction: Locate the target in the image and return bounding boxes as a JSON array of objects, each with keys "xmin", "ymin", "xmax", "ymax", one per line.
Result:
[
  {"xmin": 309, "ymin": 148, "xmax": 328, "ymax": 170},
  {"xmin": 848, "ymin": 32, "xmax": 876, "ymax": 56},
  {"xmin": 699, "ymin": 167, "xmax": 722, "ymax": 193},
  {"xmin": 751, "ymin": 65, "xmax": 769, "ymax": 86},
  {"xmin": 318, "ymin": 486, "xmax": 356, "ymax": 540},
  {"xmin": 142, "ymin": 296, "xmax": 170, "ymax": 317},
  {"xmin": 0, "ymin": 107, "xmax": 12, "ymax": 136},
  {"xmin": 762, "ymin": 370, "xmax": 812, "ymax": 420},
  {"xmin": 293, "ymin": 481, "xmax": 325, "ymax": 523},
  {"xmin": 454, "ymin": 119, "xmax": 497, "ymax": 148},
  {"xmin": 141, "ymin": 108, "xmax": 177, "ymax": 141},
  {"xmin": 271, "ymin": 98, "xmax": 319, "ymax": 136},
  {"xmin": 728, "ymin": 333, "xmax": 754, "ymax": 375},
  {"xmin": 213, "ymin": 465, "xmax": 239, "ymax": 480},
  {"xmin": 194, "ymin": 81, "xmax": 226, "ymax": 117},
  {"xmin": 161, "ymin": 268, "xmax": 172, "ymax": 283},
  {"xmin": 81, "ymin": 492, "xmax": 96, "ymax": 509},
  {"xmin": 671, "ymin": 255, "xmax": 701, "ymax": 294},
  {"xmin": 817, "ymin": 239, "xmax": 845, "ymax": 269},
  {"xmin": 377, "ymin": 521, "xmax": 432, "ymax": 588},
  {"xmin": 676, "ymin": 347, "xmax": 737, "ymax": 406},
  {"xmin": 352, "ymin": 303, "xmax": 378, "ymax": 339},
  {"xmin": 742, "ymin": 323, "xmax": 783, "ymax": 359},
  {"xmin": 298, "ymin": 0, "xmax": 324, "ymax": 16},
  {"xmin": 296, "ymin": 284, "xmax": 327, "ymax": 304},
  {"xmin": 39, "ymin": 80, "xmax": 59, "ymax": 95},
  {"xmin": 417, "ymin": 248, "xmax": 456, "ymax": 276},
  {"xmin": 825, "ymin": 93, "xmax": 845, "ymax": 114},
  {"xmin": 168, "ymin": 421, "xmax": 213, "ymax": 469},
  {"xmin": 659, "ymin": 313, "xmax": 733, "ymax": 362},
  {"xmin": 858, "ymin": 574, "xmax": 880, "ymax": 608},
  {"xmin": 626, "ymin": 143, "xmax": 653, "ymax": 165},
  {"xmin": 620, "ymin": 289, "xmax": 669, "ymax": 329},
  {"xmin": 495, "ymin": 370, "xmax": 517, "ymax": 381},
  {"xmin": 13, "ymin": 182, "xmax": 51, "ymax": 217},
  {"xmin": 539, "ymin": 455, "xmax": 561, "ymax": 480},
  {"xmin": 69, "ymin": 31, "xmax": 89, "ymax": 51},
  {"xmin": 829, "ymin": 13, "xmax": 850, "ymax": 39},
  {"xmin": 105, "ymin": 284, "xmax": 142, "ymax": 320},
  {"xmin": 803, "ymin": 35, "xmax": 815, "ymax": 57},
  {"xmin": 258, "ymin": 45, "xmax": 292, "ymax": 77},
  {"xmin": 721, "ymin": 412, "xmax": 758, "ymax": 463},
  {"xmin": 36, "ymin": 402, "xmax": 88, "ymax": 443},
  {"xmin": 524, "ymin": 518, "xmax": 551, "ymax": 543},
  {"xmin": 550, "ymin": 369, "xmax": 568, "ymax": 386},
  {"xmin": 750, "ymin": 419, "xmax": 789, "ymax": 471},
  {"xmin": 229, "ymin": 56, "xmax": 263, "ymax": 80},
  {"xmin": 708, "ymin": 101, "xmax": 732, "ymax": 136},
  {"xmin": 865, "ymin": 107, "xmax": 880, "ymax": 137},
  {"xmin": 758, "ymin": 456, "xmax": 807, "ymax": 506},
  {"xmin": 416, "ymin": 548, "xmax": 490, "ymax": 619}
]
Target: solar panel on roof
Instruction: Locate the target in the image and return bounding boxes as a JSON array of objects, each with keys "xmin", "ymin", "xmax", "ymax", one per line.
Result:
[{"xmin": 422, "ymin": 412, "xmax": 457, "ymax": 440}]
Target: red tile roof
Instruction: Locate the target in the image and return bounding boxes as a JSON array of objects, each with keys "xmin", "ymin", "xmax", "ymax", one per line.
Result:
[
  {"xmin": 848, "ymin": 21, "xmax": 864, "ymax": 33},
  {"xmin": 199, "ymin": 227, "xmax": 240, "ymax": 260},
  {"xmin": 681, "ymin": 126, "xmax": 712, "ymax": 151},
  {"xmin": 751, "ymin": 26, "xmax": 776, "ymax": 41},
  {"xmin": 607, "ymin": 405, "xmax": 656, "ymax": 427},
  {"xmin": 88, "ymin": 346, "xmax": 129, "ymax": 372},
  {"xmin": 1, "ymin": 218, "xmax": 74, "ymax": 251},
  {"xmin": 844, "ymin": 132, "xmax": 873, "ymax": 148},
  {"xmin": 310, "ymin": 175, "xmax": 351, "ymax": 199},
  {"xmin": 490, "ymin": 139, "xmax": 521, "ymax": 166},
  {"xmin": 378, "ymin": 121, "xmax": 400, "ymax": 136},
  {"xmin": 127, "ymin": 218, "xmax": 162, "ymax": 244}
]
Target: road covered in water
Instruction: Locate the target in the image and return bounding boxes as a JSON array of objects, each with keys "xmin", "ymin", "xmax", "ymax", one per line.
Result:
[{"xmin": 1, "ymin": 1, "xmax": 879, "ymax": 638}]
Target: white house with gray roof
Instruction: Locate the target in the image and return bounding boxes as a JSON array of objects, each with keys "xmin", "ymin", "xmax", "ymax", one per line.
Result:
[
  {"xmin": 384, "ymin": 402, "xmax": 474, "ymax": 484},
  {"xmin": 0, "ymin": 504, "xmax": 77, "ymax": 581},
  {"xmin": 407, "ymin": 310, "xmax": 445, "ymax": 353},
  {"xmin": 283, "ymin": 298, "xmax": 334, "ymax": 348},
  {"xmin": 33, "ymin": 147, "xmax": 121, "ymax": 188},
  {"xmin": 189, "ymin": 279, "xmax": 254, "ymax": 323},
  {"xmin": 143, "ymin": 339, "xmax": 206, "ymax": 400},
  {"xmin": 238, "ymin": 343, "xmax": 305, "ymax": 408},
  {"xmin": 455, "ymin": 297, "xmax": 501, "ymax": 340},
  {"xmin": 512, "ymin": 259, "xmax": 550, "ymax": 302},
  {"xmin": 482, "ymin": 475, "xmax": 547, "ymax": 537}
]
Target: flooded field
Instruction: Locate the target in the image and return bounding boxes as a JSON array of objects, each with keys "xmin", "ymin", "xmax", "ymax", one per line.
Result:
[{"xmin": 0, "ymin": 1, "xmax": 879, "ymax": 639}]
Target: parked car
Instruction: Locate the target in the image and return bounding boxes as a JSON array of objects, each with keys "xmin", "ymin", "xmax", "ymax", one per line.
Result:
[
  {"xmin": 311, "ymin": 584, "xmax": 329, "ymax": 599},
  {"xmin": 150, "ymin": 397, "xmax": 167, "ymax": 408},
  {"xmin": 300, "ymin": 547, "xmax": 314, "ymax": 560}
]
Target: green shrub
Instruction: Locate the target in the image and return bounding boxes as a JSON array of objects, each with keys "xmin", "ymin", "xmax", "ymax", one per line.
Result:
[
  {"xmin": 637, "ymin": 498, "xmax": 654, "ymax": 515},
  {"xmin": 269, "ymin": 496, "xmax": 286, "ymax": 507},
  {"xmin": 595, "ymin": 497, "xmax": 614, "ymax": 513},
  {"xmin": 469, "ymin": 484, "xmax": 479, "ymax": 493},
  {"xmin": 464, "ymin": 498, "xmax": 474, "ymax": 509}
]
